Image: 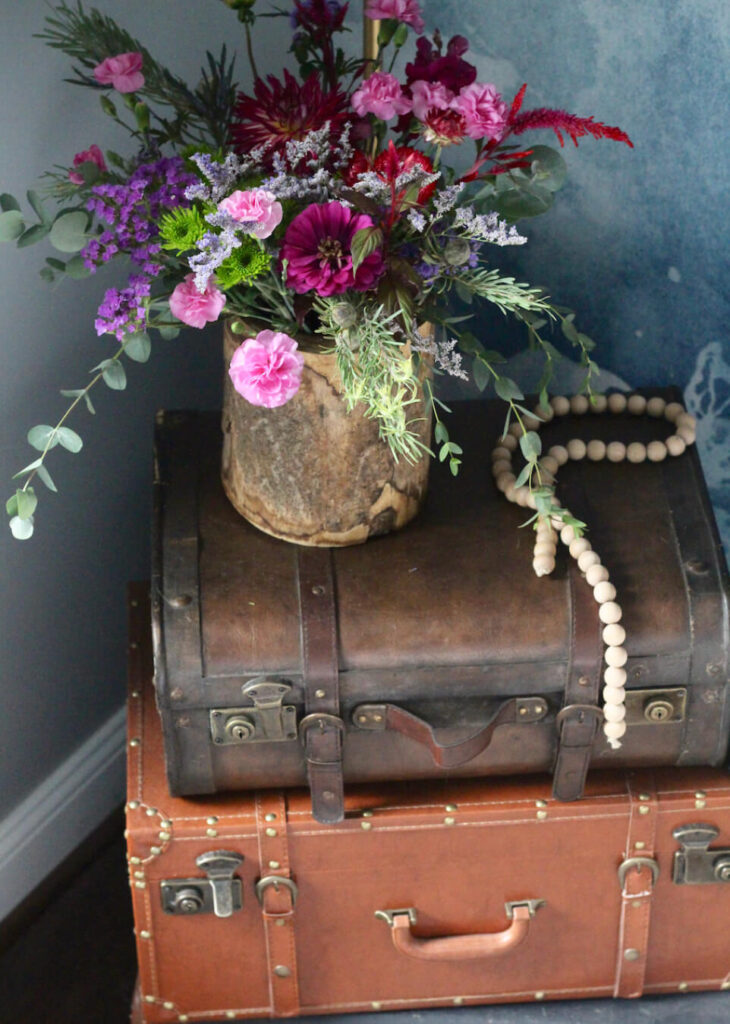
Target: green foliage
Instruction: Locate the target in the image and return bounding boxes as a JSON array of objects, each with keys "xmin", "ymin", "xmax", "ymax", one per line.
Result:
[
  {"xmin": 216, "ymin": 238, "xmax": 272, "ymax": 288},
  {"xmin": 123, "ymin": 332, "xmax": 152, "ymax": 363},
  {"xmin": 0, "ymin": 210, "xmax": 25, "ymax": 242},
  {"xmin": 158, "ymin": 206, "xmax": 207, "ymax": 253},
  {"xmin": 49, "ymin": 210, "xmax": 89, "ymax": 252}
]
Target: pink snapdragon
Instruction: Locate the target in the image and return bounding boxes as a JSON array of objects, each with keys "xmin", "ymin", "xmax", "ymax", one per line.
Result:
[
  {"xmin": 93, "ymin": 52, "xmax": 144, "ymax": 93},
  {"xmin": 365, "ymin": 0, "xmax": 425, "ymax": 35},
  {"xmin": 218, "ymin": 188, "xmax": 283, "ymax": 239},
  {"xmin": 68, "ymin": 144, "xmax": 107, "ymax": 185},
  {"xmin": 450, "ymin": 82, "xmax": 509, "ymax": 141},
  {"xmin": 351, "ymin": 72, "xmax": 412, "ymax": 121},
  {"xmin": 410, "ymin": 80, "xmax": 454, "ymax": 122},
  {"xmin": 169, "ymin": 274, "xmax": 225, "ymax": 329},
  {"xmin": 228, "ymin": 330, "xmax": 305, "ymax": 408}
]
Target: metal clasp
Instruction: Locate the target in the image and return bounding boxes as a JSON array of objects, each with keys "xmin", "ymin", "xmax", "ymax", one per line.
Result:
[
  {"xmin": 672, "ymin": 824, "xmax": 730, "ymax": 885},
  {"xmin": 618, "ymin": 856, "xmax": 660, "ymax": 892},
  {"xmin": 210, "ymin": 679, "xmax": 297, "ymax": 745},
  {"xmin": 161, "ymin": 850, "xmax": 244, "ymax": 917},
  {"xmin": 255, "ymin": 875, "xmax": 299, "ymax": 906}
]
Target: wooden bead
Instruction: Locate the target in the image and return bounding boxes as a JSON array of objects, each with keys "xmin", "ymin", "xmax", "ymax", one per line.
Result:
[
  {"xmin": 586, "ymin": 564, "xmax": 610, "ymax": 586},
  {"xmin": 604, "ymin": 720, "xmax": 627, "ymax": 740},
  {"xmin": 567, "ymin": 439, "xmax": 587, "ymax": 460},
  {"xmin": 550, "ymin": 395, "xmax": 570, "ymax": 416},
  {"xmin": 496, "ymin": 472, "xmax": 516, "ymax": 493},
  {"xmin": 647, "ymin": 440, "xmax": 668, "ymax": 462},
  {"xmin": 522, "ymin": 414, "xmax": 541, "ymax": 432},
  {"xmin": 606, "ymin": 442, "xmax": 626, "ymax": 462},
  {"xmin": 508, "ymin": 421, "xmax": 523, "ymax": 438},
  {"xmin": 578, "ymin": 550, "xmax": 601, "ymax": 572},
  {"xmin": 539, "ymin": 455, "xmax": 559, "ymax": 475},
  {"xmin": 666, "ymin": 435, "xmax": 686, "ymax": 456},
  {"xmin": 603, "ymin": 686, "xmax": 626, "ymax": 706},
  {"xmin": 525, "ymin": 491, "xmax": 537, "ymax": 510},
  {"xmin": 605, "ymin": 645, "xmax": 628, "ymax": 668},
  {"xmin": 627, "ymin": 394, "xmax": 647, "ymax": 415},
  {"xmin": 604, "ymin": 666, "xmax": 627, "ymax": 687},
  {"xmin": 570, "ymin": 394, "xmax": 589, "ymax": 415},
  {"xmin": 664, "ymin": 401, "xmax": 684, "ymax": 422},
  {"xmin": 676, "ymin": 412, "xmax": 696, "ymax": 431},
  {"xmin": 534, "ymin": 541, "xmax": 556, "ymax": 558},
  {"xmin": 602, "ymin": 622, "xmax": 625, "ymax": 646},
  {"xmin": 550, "ymin": 515, "xmax": 564, "ymax": 531},
  {"xmin": 626, "ymin": 442, "xmax": 647, "ymax": 463},
  {"xmin": 594, "ymin": 581, "xmax": 617, "ymax": 604},
  {"xmin": 491, "ymin": 446, "xmax": 512, "ymax": 462},
  {"xmin": 533, "ymin": 555, "xmax": 555, "ymax": 577},
  {"xmin": 548, "ymin": 445, "xmax": 569, "ymax": 466},
  {"xmin": 598, "ymin": 601, "xmax": 622, "ymax": 624},
  {"xmin": 590, "ymin": 394, "xmax": 608, "ymax": 413},
  {"xmin": 677, "ymin": 425, "xmax": 696, "ymax": 445},
  {"xmin": 535, "ymin": 519, "xmax": 554, "ymax": 536},
  {"xmin": 586, "ymin": 440, "xmax": 607, "ymax": 461},
  {"xmin": 569, "ymin": 537, "xmax": 591, "ymax": 559},
  {"xmin": 604, "ymin": 703, "xmax": 627, "ymax": 723},
  {"xmin": 505, "ymin": 483, "xmax": 518, "ymax": 502},
  {"xmin": 560, "ymin": 524, "xmax": 576, "ymax": 545},
  {"xmin": 607, "ymin": 393, "xmax": 627, "ymax": 414},
  {"xmin": 533, "ymin": 402, "xmax": 554, "ymax": 422},
  {"xmin": 501, "ymin": 433, "xmax": 518, "ymax": 451},
  {"xmin": 513, "ymin": 486, "xmax": 530, "ymax": 507},
  {"xmin": 492, "ymin": 459, "xmax": 512, "ymax": 477},
  {"xmin": 646, "ymin": 396, "xmax": 666, "ymax": 417}
]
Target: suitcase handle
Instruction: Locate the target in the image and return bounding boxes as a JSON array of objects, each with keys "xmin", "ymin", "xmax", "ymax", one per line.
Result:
[
  {"xmin": 352, "ymin": 698, "xmax": 547, "ymax": 769},
  {"xmin": 376, "ymin": 901, "xmax": 544, "ymax": 961}
]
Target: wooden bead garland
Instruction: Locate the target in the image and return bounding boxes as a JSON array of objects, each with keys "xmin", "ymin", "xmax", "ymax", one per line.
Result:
[{"xmin": 490, "ymin": 392, "xmax": 697, "ymax": 750}]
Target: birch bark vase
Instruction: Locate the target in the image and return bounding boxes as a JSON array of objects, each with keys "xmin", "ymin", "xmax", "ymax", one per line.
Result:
[{"xmin": 221, "ymin": 319, "xmax": 433, "ymax": 546}]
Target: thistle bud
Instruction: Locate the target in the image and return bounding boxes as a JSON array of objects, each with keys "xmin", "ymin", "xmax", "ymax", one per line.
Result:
[
  {"xmin": 443, "ymin": 238, "xmax": 472, "ymax": 267},
  {"xmin": 331, "ymin": 302, "xmax": 358, "ymax": 329}
]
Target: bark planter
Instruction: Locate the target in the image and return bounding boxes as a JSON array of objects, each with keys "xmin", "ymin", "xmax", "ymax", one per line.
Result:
[{"xmin": 221, "ymin": 318, "xmax": 433, "ymax": 547}]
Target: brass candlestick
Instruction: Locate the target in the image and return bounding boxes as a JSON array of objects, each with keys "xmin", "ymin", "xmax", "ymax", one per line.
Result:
[{"xmin": 363, "ymin": 9, "xmax": 380, "ymax": 74}]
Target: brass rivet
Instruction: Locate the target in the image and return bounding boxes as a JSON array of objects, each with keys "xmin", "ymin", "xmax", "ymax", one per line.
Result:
[
  {"xmin": 275, "ymin": 919, "xmax": 286, "ymax": 927},
  {"xmin": 519, "ymin": 707, "xmax": 528, "ymax": 715},
  {"xmin": 135, "ymin": 881, "xmax": 146, "ymax": 889},
  {"xmin": 206, "ymin": 816, "xmax": 219, "ymax": 825},
  {"xmin": 373, "ymin": 714, "xmax": 383, "ymax": 723},
  {"xmin": 361, "ymin": 821, "xmax": 372, "ymax": 831},
  {"xmin": 146, "ymin": 808, "xmax": 157, "ymax": 817},
  {"xmin": 578, "ymin": 675, "xmax": 591, "ymax": 686},
  {"xmin": 160, "ymin": 820, "xmax": 172, "ymax": 829},
  {"xmin": 144, "ymin": 995, "xmax": 156, "ymax": 1003},
  {"xmin": 696, "ymin": 799, "xmax": 707, "ymax": 809},
  {"xmin": 632, "ymin": 900, "xmax": 642, "ymax": 909},
  {"xmin": 535, "ymin": 799, "xmax": 548, "ymax": 808},
  {"xmin": 226, "ymin": 1012, "xmax": 236, "ymax": 1019},
  {"xmin": 695, "ymin": 791, "xmax": 707, "ymax": 800},
  {"xmin": 274, "ymin": 965, "xmax": 291, "ymax": 978},
  {"xmin": 638, "ymin": 793, "xmax": 650, "ymax": 801},
  {"xmin": 362, "ymin": 810, "xmax": 374, "ymax": 818},
  {"xmin": 127, "ymin": 800, "xmax": 140, "ymax": 810},
  {"xmin": 315, "ymin": 689, "xmax": 326, "ymax": 699},
  {"xmin": 371, "ymin": 1002, "xmax": 382, "ymax": 1010},
  {"xmin": 358, "ymin": 714, "xmax": 368, "ymax": 723},
  {"xmin": 638, "ymin": 806, "xmax": 650, "ymax": 816},
  {"xmin": 130, "ymin": 641, "xmax": 139, "ymax": 650},
  {"xmin": 131, "ymin": 690, "xmax": 140, "ymax": 698},
  {"xmin": 151, "ymin": 846, "xmax": 161, "ymax": 856},
  {"xmin": 164, "ymin": 1002, "xmax": 174, "ymax": 1010},
  {"xmin": 634, "ymin": 841, "xmax": 646, "ymax": 850},
  {"xmin": 311, "ymin": 585, "xmax": 325, "ymax": 596},
  {"xmin": 129, "ymin": 738, "xmax": 140, "ymax": 747},
  {"xmin": 180, "ymin": 1016, "xmax": 189, "ymax": 1022},
  {"xmin": 129, "ymin": 856, "xmax": 141, "ymax": 865},
  {"xmin": 453, "ymin": 997, "xmax": 464, "ymax": 1006},
  {"xmin": 535, "ymin": 991, "xmax": 545, "ymax": 1001},
  {"xmin": 266, "ymin": 827, "xmax": 277, "ymax": 837},
  {"xmin": 444, "ymin": 817, "xmax": 455, "ymax": 826},
  {"xmin": 721, "ymin": 981, "xmax": 730, "ymax": 990},
  {"xmin": 169, "ymin": 594, "xmax": 192, "ymax": 608},
  {"xmin": 134, "ymin": 871, "xmax": 145, "ymax": 880},
  {"xmin": 265, "ymin": 813, "xmax": 277, "ymax": 822},
  {"xmin": 159, "ymin": 832, "xmax": 171, "ymax": 841},
  {"xmin": 445, "ymin": 804, "xmax": 457, "ymax": 812},
  {"xmin": 536, "ymin": 810, "xmax": 548, "ymax": 820},
  {"xmin": 139, "ymin": 930, "xmax": 151, "ymax": 940},
  {"xmin": 624, "ymin": 948, "xmax": 640, "ymax": 961},
  {"xmin": 269, "ymin": 860, "xmax": 281, "ymax": 869},
  {"xmin": 678, "ymin": 982, "xmax": 688, "ymax": 992},
  {"xmin": 206, "ymin": 829, "xmax": 218, "ymax": 838}
]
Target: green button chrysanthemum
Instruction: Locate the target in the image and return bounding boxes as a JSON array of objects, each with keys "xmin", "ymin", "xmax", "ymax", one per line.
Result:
[
  {"xmin": 216, "ymin": 237, "xmax": 272, "ymax": 289},
  {"xmin": 158, "ymin": 206, "xmax": 207, "ymax": 253}
]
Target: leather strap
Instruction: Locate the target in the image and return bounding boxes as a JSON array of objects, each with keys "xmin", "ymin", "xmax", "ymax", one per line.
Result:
[
  {"xmin": 352, "ymin": 697, "xmax": 547, "ymax": 769},
  {"xmin": 613, "ymin": 773, "xmax": 659, "ymax": 998},
  {"xmin": 552, "ymin": 556, "xmax": 604, "ymax": 801},
  {"xmin": 255, "ymin": 792, "xmax": 301, "ymax": 1017},
  {"xmin": 296, "ymin": 547, "xmax": 344, "ymax": 824},
  {"xmin": 390, "ymin": 904, "xmax": 532, "ymax": 961}
]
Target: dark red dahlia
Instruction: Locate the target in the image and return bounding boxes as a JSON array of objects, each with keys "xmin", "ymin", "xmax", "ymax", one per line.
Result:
[
  {"xmin": 231, "ymin": 70, "xmax": 350, "ymax": 165},
  {"xmin": 373, "ymin": 144, "xmax": 437, "ymax": 205},
  {"xmin": 281, "ymin": 201, "xmax": 384, "ymax": 296},
  {"xmin": 405, "ymin": 35, "xmax": 478, "ymax": 94}
]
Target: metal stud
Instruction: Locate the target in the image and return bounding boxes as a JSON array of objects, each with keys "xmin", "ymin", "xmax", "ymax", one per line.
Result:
[
  {"xmin": 179, "ymin": 1016, "xmax": 189, "ymax": 1022},
  {"xmin": 206, "ymin": 829, "xmax": 218, "ymax": 838},
  {"xmin": 535, "ymin": 799, "xmax": 548, "ymax": 808},
  {"xmin": 721, "ymin": 981, "xmax": 730, "ymax": 990},
  {"xmin": 151, "ymin": 846, "xmax": 162, "ymax": 856},
  {"xmin": 134, "ymin": 871, "xmax": 145, "ymax": 880},
  {"xmin": 535, "ymin": 992, "xmax": 545, "ymax": 1001},
  {"xmin": 129, "ymin": 738, "xmax": 140, "ymax": 747},
  {"xmin": 445, "ymin": 804, "xmax": 457, "ymax": 812},
  {"xmin": 129, "ymin": 856, "xmax": 141, "ymax": 865},
  {"xmin": 128, "ymin": 800, "xmax": 140, "ymax": 809},
  {"xmin": 371, "ymin": 1002, "xmax": 382, "ymax": 1010},
  {"xmin": 269, "ymin": 860, "xmax": 281, "ymax": 869},
  {"xmin": 130, "ymin": 641, "xmax": 139, "ymax": 650},
  {"xmin": 131, "ymin": 691, "xmax": 140, "ymax": 699},
  {"xmin": 144, "ymin": 995, "xmax": 156, "ymax": 1003},
  {"xmin": 638, "ymin": 793, "xmax": 650, "ymax": 802},
  {"xmin": 678, "ymin": 982, "xmax": 688, "ymax": 992},
  {"xmin": 139, "ymin": 930, "xmax": 151, "ymax": 940},
  {"xmin": 160, "ymin": 820, "xmax": 172, "ymax": 828},
  {"xmin": 163, "ymin": 1002, "xmax": 174, "ymax": 1010},
  {"xmin": 274, "ymin": 965, "xmax": 291, "ymax": 978},
  {"xmin": 634, "ymin": 841, "xmax": 646, "ymax": 850},
  {"xmin": 159, "ymin": 831, "xmax": 171, "ymax": 841},
  {"xmin": 362, "ymin": 810, "xmax": 374, "ymax": 818},
  {"xmin": 444, "ymin": 817, "xmax": 455, "ymax": 826},
  {"xmin": 266, "ymin": 827, "xmax": 277, "ymax": 837},
  {"xmin": 226, "ymin": 1012, "xmax": 236, "ymax": 1019},
  {"xmin": 624, "ymin": 949, "xmax": 640, "ymax": 961},
  {"xmin": 632, "ymin": 900, "xmax": 642, "ymax": 909},
  {"xmin": 265, "ymin": 813, "xmax": 277, "ymax": 822},
  {"xmin": 207, "ymin": 816, "xmax": 219, "ymax": 825},
  {"xmin": 453, "ymin": 997, "xmax": 464, "ymax": 1006},
  {"xmin": 275, "ymin": 919, "xmax": 286, "ymax": 927},
  {"xmin": 638, "ymin": 806, "xmax": 650, "ymax": 816},
  {"xmin": 146, "ymin": 808, "xmax": 157, "ymax": 817},
  {"xmin": 696, "ymin": 798, "xmax": 707, "ymax": 809},
  {"xmin": 315, "ymin": 689, "xmax": 326, "ymax": 699},
  {"xmin": 361, "ymin": 821, "xmax": 372, "ymax": 831},
  {"xmin": 536, "ymin": 810, "xmax": 548, "ymax": 820}
]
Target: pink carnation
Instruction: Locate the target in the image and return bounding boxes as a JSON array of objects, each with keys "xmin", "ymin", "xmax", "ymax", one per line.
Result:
[
  {"xmin": 68, "ymin": 144, "xmax": 107, "ymax": 185},
  {"xmin": 351, "ymin": 72, "xmax": 412, "ymax": 121},
  {"xmin": 93, "ymin": 52, "xmax": 144, "ymax": 94},
  {"xmin": 218, "ymin": 188, "xmax": 283, "ymax": 239},
  {"xmin": 450, "ymin": 82, "xmax": 508, "ymax": 141},
  {"xmin": 169, "ymin": 274, "xmax": 226, "ymax": 329},
  {"xmin": 410, "ymin": 80, "xmax": 454, "ymax": 122},
  {"xmin": 228, "ymin": 330, "xmax": 304, "ymax": 409},
  {"xmin": 365, "ymin": 0, "xmax": 425, "ymax": 34}
]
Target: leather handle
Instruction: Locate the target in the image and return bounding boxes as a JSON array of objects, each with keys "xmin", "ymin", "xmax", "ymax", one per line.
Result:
[
  {"xmin": 390, "ymin": 905, "xmax": 533, "ymax": 961},
  {"xmin": 353, "ymin": 698, "xmax": 547, "ymax": 769}
]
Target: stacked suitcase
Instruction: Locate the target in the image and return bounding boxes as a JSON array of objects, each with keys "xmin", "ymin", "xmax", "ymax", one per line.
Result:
[{"xmin": 127, "ymin": 397, "xmax": 730, "ymax": 1021}]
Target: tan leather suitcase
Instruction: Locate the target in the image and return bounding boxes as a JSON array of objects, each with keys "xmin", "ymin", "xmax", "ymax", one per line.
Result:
[{"xmin": 127, "ymin": 587, "xmax": 730, "ymax": 1021}]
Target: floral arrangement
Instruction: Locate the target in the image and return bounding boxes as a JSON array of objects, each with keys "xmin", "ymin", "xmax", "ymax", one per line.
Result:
[{"xmin": 1, "ymin": 0, "xmax": 632, "ymax": 539}]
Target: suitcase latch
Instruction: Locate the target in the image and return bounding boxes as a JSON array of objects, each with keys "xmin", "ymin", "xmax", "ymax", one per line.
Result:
[
  {"xmin": 672, "ymin": 824, "xmax": 730, "ymax": 885},
  {"xmin": 160, "ymin": 850, "xmax": 244, "ymax": 916},
  {"xmin": 210, "ymin": 679, "xmax": 298, "ymax": 745}
]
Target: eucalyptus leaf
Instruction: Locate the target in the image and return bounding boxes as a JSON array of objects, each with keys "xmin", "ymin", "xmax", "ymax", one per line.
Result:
[
  {"xmin": 47, "ymin": 258, "xmax": 66, "ymax": 271},
  {"xmin": 102, "ymin": 360, "xmax": 127, "ymax": 390},
  {"xmin": 17, "ymin": 223, "xmax": 51, "ymax": 248},
  {"xmin": 0, "ymin": 193, "xmax": 21, "ymax": 213},
  {"xmin": 56, "ymin": 426, "xmax": 83, "ymax": 453},
  {"xmin": 481, "ymin": 349, "xmax": 507, "ymax": 364},
  {"xmin": 434, "ymin": 422, "xmax": 449, "ymax": 444},
  {"xmin": 27, "ymin": 425, "xmax": 58, "ymax": 451},
  {"xmin": 16, "ymin": 488, "xmax": 37, "ymax": 520},
  {"xmin": 39, "ymin": 267, "xmax": 55, "ymax": 283},
  {"xmin": 494, "ymin": 185, "xmax": 553, "ymax": 220},
  {"xmin": 472, "ymin": 357, "xmax": 491, "ymax": 392},
  {"xmin": 514, "ymin": 464, "xmax": 532, "ymax": 489},
  {"xmin": 528, "ymin": 146, "xmax": 568, "ymax": 192},
  {"xmin": 494, "ymin": 376, "xmax": 524, "ymax": 402},
  {"xmin": 124, "ymin": 331, "xmax": 152, "ymax": 363},
  {"xmin": 36, "ymin": 464, "xmax": 58, "ymax": 492},
  {"xmin": 12, "ymin": 458, "xmax": 43, "ymax": 478},
  {"xmin": 27, "ymin": 189, "xmax": 51, "ymax": 224},
  {"xmin": 64, "ymin": 255, "xmax": 91, "ymax": 279},
  {"xmin": 0, "ymin": 210, "xmax": 25, "ymax": 242},
  {"xmin": 49, "ymin": 210, "xmax": 89, "ymax": 253},
  {"xmin": 454, "ymin": 280, "xmax": 473, "ymax": 305},
  {"xmin": 9, "ymin": 515, "xmax": 34, "ymax": 540},
  {"xmin": 6, "ymin": 494, "xmax": 18, "ymax": 516},
  {"xmin": 520, "ymin": 430, "xmax": 542, "ymax": 461},
  {"xmin": 561, "ymin": 318, "xmax": 579, "ymax": 343},
  {"xmin": 158, "ymin": 325, "xmax": 181, "ymax": 340},
  {"xmin": 449, "ymin": 460, "xmax": 461, "ymax": 477}
]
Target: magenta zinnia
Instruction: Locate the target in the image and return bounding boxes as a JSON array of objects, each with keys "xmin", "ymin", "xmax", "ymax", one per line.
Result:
[
  {"xmin": 230, "ymin": 70, "xmax": 350, "ymax": 165},
  {"xmin": 281, "ymin": 202, "xmax": 385, "ymax": 296}
]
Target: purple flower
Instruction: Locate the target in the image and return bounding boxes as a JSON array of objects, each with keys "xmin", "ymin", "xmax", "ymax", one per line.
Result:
[
  {"xmin": 290, "ymin": 0, "xmax": 347, "ymax": 29},
  {"xmin": 281, "ymin": 201, "xmax": 384, "ymax": 296},
  {"xmin": 405, "ymin": 35, "xmax": 478, "ymax": 94},
  {"xmin": 365, "ymin": 0, "xmax": 424, "ymax": 35},
  {"xmin": 94, "ymin": 274, "xmax": 151, "ymax": 339}
]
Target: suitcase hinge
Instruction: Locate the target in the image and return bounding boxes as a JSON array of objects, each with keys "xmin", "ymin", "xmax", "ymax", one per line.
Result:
[
  {"xmin": 160, "ymin": 850, "xmax": 244, "ymax": 916},
  {"xmin": 672, "ymin": 824, "xmax": 730, "ymax": 885},
  {"xmin": 210, "ymin": 679, "xmax": 298, "ymax": 745}
]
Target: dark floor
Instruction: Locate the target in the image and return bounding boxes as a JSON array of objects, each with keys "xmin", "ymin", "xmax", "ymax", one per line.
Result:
[{"xmin": 0, "ymin": 822, "xmax": 728, "ymax": 1024}]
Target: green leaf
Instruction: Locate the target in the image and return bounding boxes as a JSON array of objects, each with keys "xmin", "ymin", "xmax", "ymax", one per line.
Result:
[
  {"xmin": 49, "ymin": 211, "xmax": 89, "ymax": 253},
  {"xmin": 134, "ymin": 102, "xmax": 150, "ymax": 132},
  {"xmin": 577, "ymin": 332, "xmax": 596, "ymax": 351},
  {"xmin": 28, "ymin": 425, "xmax": 58, "ymax": 451},
  {"xmin": 16, "ymin": 488, "xmax": 37, "ymax": 520},
  {"xmin": 350, "ymin": 226, "xmax": 383, "ymax": 274},
  {"xmin": 454, "ymin": 280, "xmax": 474, "ymax": 305},
  {"xmin": 100, "ymin": 95, "xmax": 117, "ymax": 117},
  {"xmin": 0, "ymin": 210, "xmax": 25, "ymax": 242},
  {"xmin": 494, "ymin": 185, "xmax": 553, "ymax": 220},
  {"xmin": 106, "ymin": 150, "xmax": 126, "ymax": 169},
  {"xmin": 6, "ymin": 494, "xmax": 18, "ymax": 516},
  {"xmin": 56, "ymin": 426, "xmax": 83, "ymax": 453},
  {"xmin": 12, "ymin": 458, "xmax": 43, "ymax": 478},
  {"xmin": 158, "ymin": 325, "xmax": 180, "ymax": 340},
  {"xmin": 39, "ymin": 267, "xmax": 55, "ymax": 283},
  {"xmin": 457, "ymin": 331, "xmax": 482, "ymax": 354},
  {"xmin": 561, "ymin": 318, "xmax": 579, "ymax": 343},
  {"xmin": 434, "ymin": 422, "xmax": 449, "ymax": 444},
  {"xmin": 481, "ymin": 349, "xmax": 507, "ymax": 364},
  {"xmin": 392, "ymin": 21, "xmax": 409, "ymax": 47},
  {"xmin": 377, "ymin": 18, "xmax": 398, "ymax": 46},
  {"xmin": 472, "ymin": 357, "xmax": 491, "ymax": 392},
  {"xmin": 528, "ymin": 146, "xmax": 568, "ymax": 192},
  {"xmin": 17, "ymin": 222, "xmax": 51, "ymax": 248},
  {"xmin": 64, "ymin": 255, "xmax": 91, "ymax": 279},
  {"xmin": 438, "ymin": 445, "xmax": 449, "ymax": 462},
  {"xmin": 514, "ymin": 463, "xmax": 532, "ymax": 489},
  {"xmin": 102, "ymin": 360, "xmax": 127, "ymax": 390},
  {"xmin": 494, "ymin": 376, "xmax": 524, "ymax": 402},
  {"xmin": 449, "ymin": 459, "xmax": 461, "ymax": 477},
  {"xmin": 47, "ymin": 257, "xmax": 66, "ymax": 271},
  {"xmin": 27, "ymin": 189, "xmax": 51, "ymax": 225},
  {"xmin": 36, "ymin": 464, "xmax": 58, "ymax": 493},
  {"xmin": 9, "ymin": 515, "xmax": 34, "ymax": 540},
  {"xmin": 124, "ymin": 331, "xmax": 152, "ymax": 363},
  {"xmin": 520, "ymin": 430, "xmax": 542, "ymax": 461},
  {"xmin": 0, "ymin": 193, "xmax": 21, "ymax": 213}
]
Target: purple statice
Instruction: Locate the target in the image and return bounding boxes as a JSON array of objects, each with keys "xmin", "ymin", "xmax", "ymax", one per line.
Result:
[
  {"xmin": 185, "ymin": 152, "xmax": 243, "ymax": 203},
  {"xmin": 412, "ymin": 332, "xmax": 468, "ymax": 380},
  {"xmin": 452, "ymin": 207, "xmax": 527, "ymax": 246},
  {"xmin": 83, "ymin": 157, "xmax": 196, "ymax": 274},
  {"xmin": 94, "ymin": 274, "xmax": 151, "ymax": 340},
  {"xmin": 188, "ymin": 224, "xmax": 241, "ymax": 293}
]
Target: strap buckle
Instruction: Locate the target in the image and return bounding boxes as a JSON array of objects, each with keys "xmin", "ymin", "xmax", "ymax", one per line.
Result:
[{"xmin": 618, "ymin": 856, "xmax": 660, "ymax": 891}]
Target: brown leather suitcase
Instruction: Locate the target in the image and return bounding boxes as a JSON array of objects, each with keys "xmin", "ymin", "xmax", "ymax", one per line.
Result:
[
  {"xmin": 128, "ymin": 588, "xmax": 730, "ymax": 1021},
  {"xmin": 151, "ymin": 396, "xmax": 730, "ymax": 821}
]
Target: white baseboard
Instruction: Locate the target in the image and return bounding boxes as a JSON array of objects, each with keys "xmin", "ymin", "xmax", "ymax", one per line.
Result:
[{"xmin": 0, "ymin": 704, "xmax": 126, "ymax": 922}]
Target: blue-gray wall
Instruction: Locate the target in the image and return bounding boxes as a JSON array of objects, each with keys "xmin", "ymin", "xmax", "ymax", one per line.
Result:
[{"xmin": 0, "ymin": 1, "xmax": 728, "ymax": 830}]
